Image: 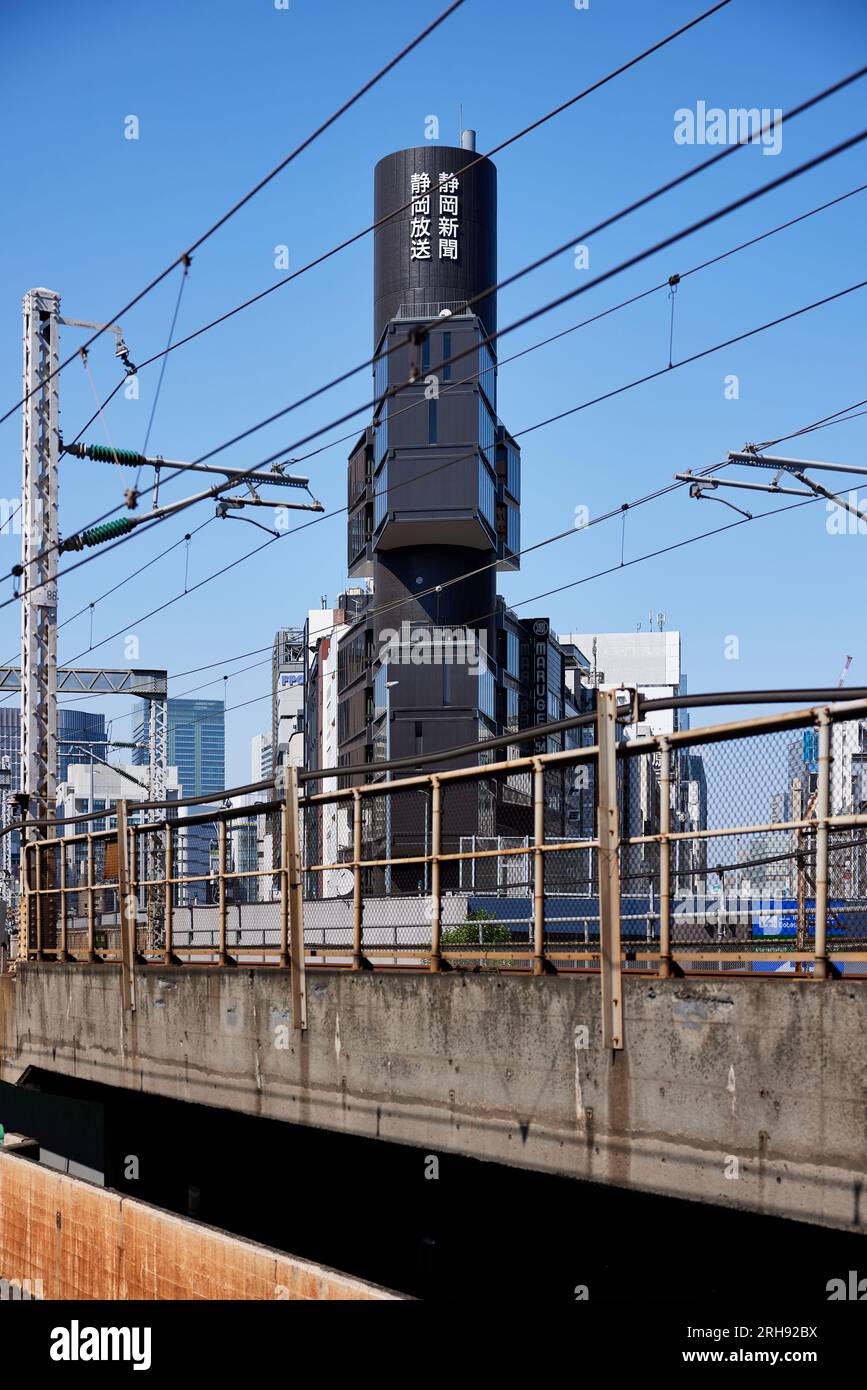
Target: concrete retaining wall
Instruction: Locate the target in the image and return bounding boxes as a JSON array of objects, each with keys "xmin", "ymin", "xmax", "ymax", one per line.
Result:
[
  {"xmin": 0, "ymin": 964, "xmax": 864, "ymax": 1233},
  {"xmin": 0, "ymin": 1149, "xmax": 400, "ymax": 1299}
]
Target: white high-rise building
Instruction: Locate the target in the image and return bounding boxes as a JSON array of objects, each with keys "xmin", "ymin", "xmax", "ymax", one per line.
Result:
[
  {"xmin": 251, "ymin": 733, "xmax": 273, "ymax": 782},
  {"xmin": 559, "ymin": 629, "xmax": 707, "ymax": 894},
  {"xmin": 560, "ymin": 630, "xmax": 683, "ymax": 735}
]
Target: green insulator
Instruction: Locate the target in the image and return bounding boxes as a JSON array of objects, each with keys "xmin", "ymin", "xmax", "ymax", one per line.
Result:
[
  {"xmin": 80, "ymin": 517, "xmax": 137, "ymax": 547},
  {"xmin": 86, "ymin": 444, "xmax": 145, "ymax": 467}
]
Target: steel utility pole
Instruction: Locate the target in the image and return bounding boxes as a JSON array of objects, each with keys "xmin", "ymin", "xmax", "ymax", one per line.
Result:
[{"xmin": 21, "ymin": 289, "xmax": 60, "ymax": 834}]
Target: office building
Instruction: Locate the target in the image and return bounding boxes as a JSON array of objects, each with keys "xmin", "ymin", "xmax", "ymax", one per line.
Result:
[
  {"xmin": 272, "ymin": 630, "xmax": 305, "ymax": 778},
  {"xmin": 133, "ymin": 698, "xmax": 225, "ymax": 797},
  {"xmin": 251, "ymin": 733, "xmax": 273, "ymax": 783},
  {"xmin": 561, "ymin": 630, "xmax": 708, "ymax": 895},
  {"xmin": 0, "ymin": 706, "xmax": 109, "ymax": 893},
  {"xmin": 56, "ymin": 762, "xmax": 180, "ymax": 826},
  {"xmin": 134, "ymin": 698, "xmax": 225, "ymax": 905},
  {"xmin": 0, "ymin": 706, "xmax": 108, "ymax": 791}
]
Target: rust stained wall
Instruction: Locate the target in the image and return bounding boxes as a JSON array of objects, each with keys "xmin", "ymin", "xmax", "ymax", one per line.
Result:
[{"xmin": 0, "ymin": 1152, "xmax": 399, "ymax": 1301}]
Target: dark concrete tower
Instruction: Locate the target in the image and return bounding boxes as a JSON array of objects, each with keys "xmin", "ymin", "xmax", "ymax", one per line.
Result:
[
  {"xmin": 343, "ymin": 139, "xmax": 520, "ymax": 773},
  {"xmin": 334, "ymin": 137, "xmax": 580, "ymax": 887},
  {"xmin": 372, "ymin": 143, "xmax": 497, "ymax": 347}
]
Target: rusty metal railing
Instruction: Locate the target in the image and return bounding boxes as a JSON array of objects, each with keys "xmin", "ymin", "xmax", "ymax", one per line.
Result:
[{"xmin": 14, "ymin": 693, "xmax": 867, "ymax": 1050}]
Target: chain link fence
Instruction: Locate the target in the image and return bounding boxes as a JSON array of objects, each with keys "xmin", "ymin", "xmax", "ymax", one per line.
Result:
[{"xmin": 16, "ymin": 696, "xmax": 867, "ymax": 982}]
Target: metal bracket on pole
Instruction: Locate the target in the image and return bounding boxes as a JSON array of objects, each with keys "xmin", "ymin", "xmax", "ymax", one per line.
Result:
[
  {"xmin": 596, "ymin": 689, "xmax": 624, "ymax": 1049},
  {"xmin": 284, "ymin": 766, "xmax": 307, "ymax": 1029}
]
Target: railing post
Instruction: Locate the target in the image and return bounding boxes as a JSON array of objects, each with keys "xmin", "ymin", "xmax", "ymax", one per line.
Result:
[
  {"xmin": 217, "ymin": 818, "xmax": 232, "ymax": 967},
  {"xmin": 351, "ymin": 788, "xmax": 366, "ymax": 971},
  {"xmin": 116, "ymin": 799, "xmax": 135, "ymax": 1012},
  {"xmin": 279, "ymin": 773, "xmax": 290, "ymax": 968},
  {"xmin": 429, "ymin": 777, "xmax": 443, "ymax": 972},
  {"xmin": 58, "ymin": 838, "xmax": 68, "ymax": 961},
  {"xmin": 163, "ymin": 823, "xmax": 177, "ymax": 965},
  {"xmin": 532, "ymin": 759, "xmax": 546, "ymax": 975},
  {"xmin": 18, "ymin": 843, "xmax": 30, "ymax": 960},
  {"xmin": 34, "ymin": 840, "xmax": 44, "ymax": 960},
  {"xmin": 596, "ymin": 689, "xmax": 623, "ymax": 1049},
  {"xmin": 813, "ymin": 709, "xmax": 832, "ymax": 979},
  {"xmin": 657, "ymin": 737, "xmax": 674, "ymax": 979},
  {"xmin": 86, "ymin": 832, "xmax": 97, "ymax": 962},
  {"xmin": 284, "ymin": 765, "xmax": 307, "ymax": 1029}
]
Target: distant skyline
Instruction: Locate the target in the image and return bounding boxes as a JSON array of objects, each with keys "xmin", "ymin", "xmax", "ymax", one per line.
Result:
[{"xmin": 1, "ymin": 0, "xmax": 865, "ymax": 784}]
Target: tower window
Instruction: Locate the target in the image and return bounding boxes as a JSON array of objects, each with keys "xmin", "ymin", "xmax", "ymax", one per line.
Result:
[
  {"xmin": 442, "ymin": 332, "xmax": 451, "ymax": 381},
  {"xmin": 429, "ymin": 399, "xmax": 438, "ymax": 443}
]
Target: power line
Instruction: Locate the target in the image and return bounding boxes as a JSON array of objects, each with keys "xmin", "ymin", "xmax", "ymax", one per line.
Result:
[
  {"xmin": 14, "ymin": 101, "xmax": 867, "ymax": 598},
  {"xmin": 498, "ymin": 488, "xmax": 831, "ymax": 616},
  {"xmin": 47, "ymin": 182, "xmax": 864, "ymax": 659},
  {"xmin": 66, "ymin": 475, "xmax": 861, "ymax": 748},
  {"xmin": 43, "ymin": 283, "xmax": 867, "ymax": 673},
  {"xmin": 0, "ymin": 0, "xmax": 467, "ymax": 428},
  {"xmin": 759, "ymin": 400, "xmax": 867, "ymax": 449},
  {"xmin": 46, "ymin": 392, "xmax": 867, "ymax": 757},
  {"xmin": 57, "ymin": 516, "xmax": 215, "ymax": 637},
  {"xmin": 99, "ymin": 2, "xmax": 736, "ymax": 396},
  {"xmin": 135, "ymin": 259, "xmax": 192, "ymax": 489},
  {"xmin": 17, "ymin": 3, "xmax": 742, "ymax": 580},
  {"xmin": 147, "ymin": 87, "xmax": 867, "ymax": 496},
  {"xmin": 0, "ymin": 517, "xmax": 217, "ymax": 714}
]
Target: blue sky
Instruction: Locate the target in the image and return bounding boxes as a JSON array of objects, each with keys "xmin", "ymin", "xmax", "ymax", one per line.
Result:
[{"xmin": 0, "ymin": 0, "xmax": 865, "ymax": 783}]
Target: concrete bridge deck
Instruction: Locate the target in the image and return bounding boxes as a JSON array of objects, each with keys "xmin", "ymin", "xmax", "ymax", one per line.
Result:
[{"xmin": 0, "ymin": 963, "xmax": 864, "ymax": 1234}]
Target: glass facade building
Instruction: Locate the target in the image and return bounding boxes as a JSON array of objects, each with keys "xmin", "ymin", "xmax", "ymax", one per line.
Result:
[
  {"xmin": 0, "ymin": 706, "xmax": 108, "ymax": 791},
  {"xmin": 132, "ymin": 699, "xmax": 226, "ymax": 906},
  {"xmin": 133, "ymin": 697, "xmax": 225, "ymax": 798}
]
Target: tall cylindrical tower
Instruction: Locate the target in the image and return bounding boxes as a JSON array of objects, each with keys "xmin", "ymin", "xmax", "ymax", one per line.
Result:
[
  {"xmin": 373, "ymin": 144, "xmax": 496, "ymax": 348},
  {"xmin": 341, "ymin": 138, "xmax": 523, "ymax": 846}
]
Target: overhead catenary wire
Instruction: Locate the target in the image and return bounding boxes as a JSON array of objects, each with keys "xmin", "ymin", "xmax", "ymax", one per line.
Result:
[
  {"xmin": 5, "ymin": 88, "xmax": 861, "ymax": 717},
  {"xmin": 69, "ymin": 178, "xmax": 867, "ymax": 498},
  {"xmin": 12, "ymin": 0, "xmax": 734, "ymax": 443},
  {"xmin": 69, "ymin": 207, "xmax": 867, "ymax": 654},
  {"xmin": 48, "ymin": 182, "xmax": 865, "ymax": 662},
  {"xmin": 128, "ymin": 86, "xmax": 867, "ymax": 504},
  {"xmin": 14, "ymin": 3, "xmax": 744, "ymax": 577},
  {"xmin": 134, "ymin": 258, "xmax": 192, "ymax": 492},
  {"xmin": 98, "ymin": 57, "xmax": 867, "ymax": 508},
  {"xmin": 13, "ymin": 101, "xmax": 867, "ymax": 598},
  {"xmin": 45, "ymin": 276, "xmax": 867, "ymax": 681},
  {"xmin": 27, "ymin": 284, "xmax": 867, "ymax": 724},
  {"xmin": 0, "ymin": 515, "xmax": 216, "ymax": 679},
  {"xmin": 0, "ymin": 0, "xmax": 468, "ymax": 428},
  {"xmin": 32, "ymin": 378, "xmax": 867, "ymax": 809},
  {"xmin": 63, "ymin": 370, "xmax": 861, "ymax": 714},
  {"xmin": 61, "ymin": 466, "xmax": 867, "ymax": 769}
]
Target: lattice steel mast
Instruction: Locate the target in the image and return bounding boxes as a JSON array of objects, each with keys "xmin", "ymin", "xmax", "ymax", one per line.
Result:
[{"xmin": 21, "ymin": 288, "xmax": 60, "ymax": 833}]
